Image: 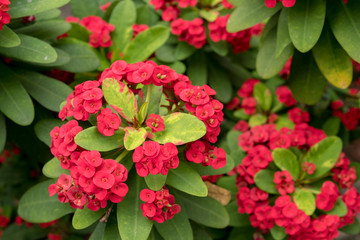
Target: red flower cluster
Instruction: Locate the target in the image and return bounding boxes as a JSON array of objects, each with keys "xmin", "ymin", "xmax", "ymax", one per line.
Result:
[
  {"xmin": 316, "ymin": 181, "xmax": 339, "ymax": 211},
  {"xmin": 79, "ymin": 16, "xmax": 115, "ymax": 48},
  {"xmin": 59, "ymin": 81, "xmax": 103, "ymax": 121},
  {"xmin": 0, "ymin": 209, "xmax": 9, "ymax": 228},
  {"xmin": 332, "ymin": 153, "xmax": 357, "ymax": 189},
  {"xmin": 146, "ymin": 114, "xmax": 165, "ymax": 133},
  {"xmin": 288, "ymin": 107, "xmax": 310, "ymax": 124},
  {"xmin": 0, "ymin": 0, "xmax": 10, "ymax": 31},
  {"xmin": 331, "ymin": 100, "xmax": 360, "ymax": 130},
  {"xmin": 150, "ymin": 0, "xmax": 197, "ymax": 21},
  {"xmin": 132, "ymin": 24, "xmax": 149, "ymax": 37},
  {"xmin": 140, "ymin": 188, "xmax": 181, "ymax": 223},
  {"xmin": 276, "ymin": 86, "xmax": 297, "ymax": 107},
  {"xmin": 226, "ymin": 78, "xmax": 259, "ymax": 111},
  {"xmin": 208, "ymin": 15, "xmax": 263, "ymax": 53},
  {"xmin": 274, "ymin": 170, "xmax": 294, "ymax": 195},
  {"xmin": 341, "ymin": 187, "xmax": 360, "ymax": 228},
  {"xmin": 0, "ymin": 145, "xmax": 20, "ymax": 164},
  {"xmin": 222, "ymin": 0, "xmax": 234, "ymax": 9},
  {"xmin": 97, "ymin": 108, "xmax": 122, "ymax": 136},
  {"xmin": 49, "ymin": 149, "xmax": 128, "ymax": 210},
  {"xmin": 302, "ymin": 162, "xmax": 315, "ymax": 175},
  {"xmin": 133, "ymin": 141, "xmax": 179, "ymax": 177},
  {"xmin": 171, "ymin": 18, "xmax": 206, "ymax": 48},
  {"xmin": 186, "ymin": 140, "xmax": 226, "ymax": 169}
]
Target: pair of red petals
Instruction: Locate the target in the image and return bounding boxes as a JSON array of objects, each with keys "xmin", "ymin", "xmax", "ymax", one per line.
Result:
[{"xmin": 265, "ymin": 0, "xmax": 295, "ymax": 8}]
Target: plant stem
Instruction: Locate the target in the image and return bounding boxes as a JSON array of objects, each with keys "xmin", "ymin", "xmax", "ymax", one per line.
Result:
[
  {"xmin": 145, "ymin": 84, "xmax": 153, "ymax": 104},
  {"xmin": 115, "ymin": 150, "xmax": 129, "ymax": 162}
]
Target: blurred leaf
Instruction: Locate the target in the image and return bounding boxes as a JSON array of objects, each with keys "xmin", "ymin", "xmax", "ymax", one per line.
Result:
[
  {"xmin": 208, "ymin": 63, "xmax": 232, "ymax": 103},
  {"xmin": 226, "ymin": 130, "xmax": 241, "ymax": 152},
  {"xmin": 208, "ymin": 39, "xmax": 228, "ymax": 56},
  {"xmin": 187, "ymin": 51, "xmax": 207, "ymax": 86},
  {"xmin": 293, "ymin": 188, "xmax": 316, "ymax": 215},
  {"xmin": 0, "ymin": 34, "xmax": 57, "ymax": 63},
  {"xmin": 0, "ymin": 113, "xmax": 5, "ymax": 152},
  {"xmin": 18, "ymin": 180, "xmax": 75, "ymax": 223},
  {"xmin": 0, "ymin": 25, "xmax": 21, "ymax": 48},
  {"xmin": 270, "ymin": 224, "xmax": 286, "ymax": 240},
  {"xmin": 42, "ymin": 157, "xmax": 70, "ymax": 178},
  {"xmin": 175, "ymin": 41, "xmax": 196, "ymax": 60},
  {"xmin": 103, "ymin": 212, "xmax": 121, "ymax": 240},
  {"xmin": 327, "ymin": 0, "xmax": 360, "ymax": 62},
  {"xmin": 145, "ymin": 174, "xmax": 167, "ymax": 191},
  {"xmin": 73, "ymin": 207, "xmax": 107, "ymax": 230},
  {"xmin": 275, "ymin": 115, "xmax": 295, "ymax": 130},
  {"xmin": 253, "ymin": 82, "xmax": 272, "ymax": 111},
  {"xmin": 254, "ymin": 169, "xmax": 277, "ymax": 194},
  {"xmin": 136, "ymin": 4, "xmax": 160, "ymax": 26},
  {"xmin": 276, "ymin": 9, "xmax": 291, "ymax": 57},
  {"xmin": 14, "ymin": 20, "xmax": 71, "ymax": 40},
  {"xmin": 141, "ymin": 84, "xmax": 162, "ymax": 115},
  {"xmin": 199, "ymin": 9, "xmax": 218, "ymax": 22},
  {"xmin": 312, "ymin": 26, "xmax": 352, "ymax": 89},
  {"xmin": 304, "ymin": 136, "xmax": 342, "ymax": 179},
  {"xmin": 166, "ymin": 161, "xmax": 208, "ymax": 197},
  {"xmin": 248, "ymin": 114, "xmax": 267, "ymax": 127},
  {"xmin": 2, "ymin": 224, "xmax": 47, "ymax": 240},
  {"xmin": 34, "ymin": 118, "xmax": 63, "ymax": 146},
  {"xmin": 89, "ymin": 222, "xmax": 106, "ymax": 240},
  {"xmin": 289, "ymin": 51, "xmax": 326, "ymax": 105},
  {"xmin": 155, "ymin": 44, "xmax": 177, "ymax": 63},
  {"xmin": 272, "ymin": 148, "xmax": 299, "ymax": 180},
  {"xmin": 225, "ymin": 201, "xmax": 251, "ymax": 227},
  {"xmin": 256, "ymin": 29, "xmax": 294, "ymax": 79},
  {"xmin": 56, "ymin": 38, "xmax": 100, "ymax": 73},
  {"xmin": 340, "ymin": 218, "xmax": 360, "ymax": 235},
  {"xmin": 8, "ymin": 0, "xmax": 70, "ymax": 18},
  {"xmin": 124, "ymin": 127, "xmax": 147, "ymax": 150},
  {"xmin": 35, "ymin": 8, "xmax": 61, "ymax": 20},
  {"xmin": 16, "ymin": 69, "xmax": 72, "ymax": 111},
  {"xmin": 326, "ymin": 198, "xmax": 348, "ymax": 217},
  {"xmin": 322, "ymin": 117, "xmax": 341, "ymax": 136},
  {"xmin": 169, "ymin": 61, "xmax": 186, "ymax": 74},
  {"xmin": 75, "ymin": 126, "xmax": 125, "ymax": 152},
  {"xmin": 227, "ymin": 0, "xmax": 280, "ymax": 32},
  {"xmin": 0, "ymin": 62, "xmax": 34, "ymax": 126},
  {"xmin": 67, "ymin": 23, "xmax": 90, "ymax": 42},
  {"xmin": 288, "ymin": 0, "xmax": 326, "ymax": 53},
  {"xmin": 70, "ymin": 0, "xmax": 102, "ymax": 18},
  {"xmin": 217, "ymin": 175, "xmax": 237, "ymax": 193},
  {"xmin": 117, "ymin": 173, "xmax": 153, "ymax": 240},
  {"xmin": 124, "ymin": 26, "xmax": 170, "ymax": 63},
  {"xmin": 109, "ymin": 0, "xmax": 136, "ymax": 56}
]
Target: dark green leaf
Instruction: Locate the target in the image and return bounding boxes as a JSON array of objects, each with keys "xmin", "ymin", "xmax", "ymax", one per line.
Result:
[
  {"xmin": 312, "ymin": 26, "xmax": 352, "ymax": 89},
  {"xmin": 73, "ymin": 207, "xmax": 107, "ymax": 230},
  {"xmin": 304, "ymin": 136, "xmax": 342, "ymax": 179},
  {"xmin": 0, "ymin": 62, "xmax": 34, "ymax": 126},
  {"xmin": 289, "ymin": 51, "xmax": 326, "ymax": 105},
  {"xmin": 327, "ymin": 0, "xmax": 360, "ymax": 62},
  {"xmin": 89, "ymin": 222, "xmax": 106, "ymax": 240},
  {"xmin": 70, "ymin": 0, "xmax": 102, "ymax": 18},
  {"xmin": 18, "ymin": 180, "xmax": 75, "ymax": 223},
  {"xmin": 124, "ymin": 127, "xmax": 147, "ymax": 150},
  {"xmin": 208, "ymin": 39, "xmax": 228, "ymax": 56},
  {"xmin": 67, "ymin": 23, "xmax": 90, "ymax": 42},
  {"xmin": 254, "ymin": 169, "xmax": 277, "ymax": 194},
  {"xmin": 217, "ymin": 175, "xmax": 238, "ymax": 193},
  {"xmin": 340, "ymin": 218, "xmax": 360, "ymax": 235},
  {"xmin": 155, "ymin": 44, "xmax": 177, "ymax": 63},
  {"xmin": 293, "ymin": 188, "xmax": 316, "ymax": 215},
  {"xmin": 33, "ymin": 48, "xmax": 71, "ymax": 67},
  {"xmin": 124, "ymin": 26, "xmax": 170, "ymax": 63},
  {"xmin": 225, "ymin": 201, "xmax": 251, "ymax": 227},
  {"xmin": 227, "ymin": 0, "xmax": 281, "ymax": 32},
  {"xmin": 0, "ymin": 113, "xmax": 5, "ymax": 152},
  {"xmin": 253, "ymin": 83, "xmax": 272, "ymax": 111},
  {"xmin": 226, "ymin": 130, "xmax": 241, "ymax": 152},
  {"xmin": 117, "ymin": 173, "xmax": 153, "ymax": 240},
  {"xmin": 136, "ymin": 4, "xmax": 160, "ymax": 26},
  {"xmin": 272, "ymin": 148, "xmax": 299, "ymax": 180},
  {"xmin": 166, "ymin": 161, "xmax": 208, "ymax": 197},
  {"xmin": 175, "ymin": 41, "xmax": 196, "ymax": 60},
  {"xmin": 0, "ymin": 25, "xmax": 21, "ymax": 48},
  {"xmin": 288, "ymin": 0, "xmax": 326, "ymax": 53},
  {"xmin": 151, "ymin": 112, "xmax": 206, "ymax": 145},
  {"xmin": 75, "ymin": 126, "xmax": 125, "ymax": 152},
  {"xmin": 270, "ymin": 224, "xmax": 287, "ymax": 240},
  {"xmin": 8, "ymin": 0, "xmax": 70, "ymax": 18},
  {"xmin": 276, "ymin": 9, "xmax": 291, "ymax": 57},
  {"xmin": 14, "ymin": 20, "xmax": 71, "ymax": 40},
  {"xmin": 187, "ymin": 51, "xmax": 207, "ymax": 86},
  {"xmin": 34, "ymin": 118, "xmax": 63, "ymax": 146},
  {"xmin": 208, "ymin": 63, "xmax": 232, "ymax": 103},
  {"xmin": 322, "ymin": 117, "xmax": 341, "ymax": 136},
  {"xmin": 103, "ymin": 211, "xmax": 121, "ymax": 240},
  {"xmin": 109, "ymin": 0, "xmax": 136, "ymax": 57},
  {"xmin": 35, "ymin": 9, "xmax": 61, "ymax": 20},
  {"xmin": 256, "ymin": 29, "xmax": 294, "ymax": 79},
  {"xmin": 145, "ymin": 174, "xmax": 167, "ymax": 191},
  {"xmin": 56, "ymin": 38, "xmax": 100, "ymax": 73},
  {"xmin": 326, "ymin": 198, "xmax": 348, "ymax": 217},
  {"xmin": 0, "ymin": 34, "xmax": 57, "ymax": 63},
  {"xmin": 2, "ymin": 224, "xmax": 48, "ymax": 240},
  {"xmin": 42, "ymin": 157, "xmax": 70, "ymax": 179}
]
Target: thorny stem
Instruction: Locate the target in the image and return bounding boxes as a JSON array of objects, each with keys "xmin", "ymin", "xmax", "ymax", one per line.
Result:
[
  {"xmin": 100, "ymin": 204, "xmax": 114, "ymax": 223},
  {"xmin": 115, "ymin": 150, "xmax": 129, "ymax": 163}
]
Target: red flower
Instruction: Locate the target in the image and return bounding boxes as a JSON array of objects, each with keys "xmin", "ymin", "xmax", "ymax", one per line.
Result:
[{"xmin": 146, "ymin": 114, "xmax": 165, "ymax": 133}]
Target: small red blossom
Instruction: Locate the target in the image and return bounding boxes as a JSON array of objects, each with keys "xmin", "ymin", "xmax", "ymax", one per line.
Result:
[{"xmin": 146, "ymin": 114, "xmax": 165, "ymax": 133}]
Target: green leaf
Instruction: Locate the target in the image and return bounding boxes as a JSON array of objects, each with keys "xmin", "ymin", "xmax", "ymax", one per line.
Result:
[
  {"xmin": 34, "ymin": 119, "xmax": 63, "ymax": 146},
  {"xmin": 188, "ymin": 153, "xmax": 235, "ymax": 176},
  {"xmin": 136, "ymin": 4, "xmax": 160, "ymax": 26},
  {"xmin": 253, "ymin": 83, "xmax": 272, "ymax": 111},
  {"xmin": 0, "ymin": 34, "xmax": 57, "ymax": 64},
  {"xmin": 89, "ymin": 222, "xmax": 106, "ymax": 240},
  {"xmin": 67, "ymin": 23, "xmax": 90, "ymax": 42},
  {"xmin": 270, "ymin": 224, "xmax": 287, "ymax": 240},
  {"xmin": 145, "ymin": 174, "xmax": 167, "ymax": 191},
  {"xmin": 322, "ymin": 117, "xmax": 341, "ymax": 136},
  {"xmin": 234, "ymin": 109, "xmax": 250, "ymax": 120},
  {"xmin": 102, "ymin": 78, "xmax": 138, "ymax": 123},
  {"xmin": 33, "ymin": 48, "xmax": 70, "ymax": 67},
  {"xmin": 15, "ymin": 69, "xmax": 72, "ymax": 112},
  {"xmin": 0, "ymin": 25, "xmax": 21, "ymax": 48},
  {"xmin": 73, "ymin": 207, "xmax": 107, "ymax": 230},
  {"xmin": 0, "ymin": 113, "xmax": 5, "ymax": 152},
  {"xmin": 208, "ymin": 63, "xmax": 232, "ymax": 103},
  {"xmin": 42, "ymin": 157, "xmax": 70, "ymax": 178},
  {"xmin": 170, "ymin": 61, "xmax": 186, "ymax": 75},
  {"xmin": 326, "ymin": 198, "xmax": 348, "ymax": 217},
  {"xmin": 166, "ymin": 161, "xmax": 208, "ymax": 197},
  {"xmin": 227, "ymin": 0, "xmax": 281, "ymax": 32},
  {"xmin": 217, "ymin": 175, "xmax": 238, "ymax": 193},
  {"xmin": 75, "ymin": 126, "xmax": 125, "ymax": 152},
  {"xmin": 199, "ymin": 9, "xmax": 218, "ymax": 22},
  {"xmin": 56, "ymin": 38, "xmax": 100, "ymax": 73},
  {"xmin": 225, "ymin": 201, "xmax": 250, "ymax": 227},
  {"xmin": 70, "ymin": 0, "xmax": 102, "ymax": 18},
  {"xmin": 35, "ymin": 9, "xmax": 61, "ymax": 20},
  {"xmin": 124, "ymin": 127, "xmax": 147, "ymax": 150},
  {"xmin": 187, "ymin": 51, "xmax": 207, "ymax": 86},
  {"xmin": 142, "ymin": 84, "xmax": 163, "ymax": 115},
  {"xmin": 8, "ymin": 0, "xmax": 70, "ymax": 18},
  {"xmin": 275, "ymin": 115, "xmax": 295, "ymax": 130},
  {"xmin": 18, "ymin": 179, "xmax": 75, "ymax": 223},
  {"xmin": 276, "ymin": 9, "xmax": 291, "ymax": 58},
  {"xmin": 312, "ymin": 26, "xmax": 353, "ymax": 89},
  {"xmin": 175, "ymin": 42, "xmax": 196, "ymax": 61},
  {"xmin": 14, "ymin": 19, "xmax": 71, "ymax": 40},
  {"xmin": 103, "ymin": 212, "xmax": 121, "ymax": 240},
  {"xmin": 226, "ymin": 131, "xmax": 241, "ymax": 152},
  {"xmin": 0, "ymin": 62, "xmax": 34, "ymax": 126},
  {"xmin": 124, "ymin": 26, "xmax": 170, "ymax": 64},
  {"xmin": 304, "ymin": 136, "xmax": 342, "ymax": 179},
  {"xmin": 109, "ymin": 0, "xmax": 136, "ymax": 56},
  {"xmin": 254, "ymin": 169, "xmax": 277, "ymax": 194},
  {"xmin": 117, "ymin": 173, "xmax": 153, "ymax": 240},
  {"xmin": 155, "ymin": 44, "xmax": 177, "ymax": 63},
  {"xmin": 272, "ymin": 148, "xmax": 299, "ymax": 180},
  {"xmin": 256, "ymin": 28, "xmax": 294, "ymax": 79},
  {"xmin": 176, "ymin": 191, "xmax": 229, "ymax": 228},
  {"xmin": 288, "ymin": 0, "xmax": 326, "ymax": 53},
  {"xmin": 327, "ymin": 0, "xmax": 360, "ymax": 62},
  {"xmin": 340, "ymin": 218, "xmax": 360, "ymax": 235},
  {"xmin": 293, "ymin": 188, "xmax": 316, "ymax": 215},
  {"xmin": 248, "ymin": 114, "xmax": 267, "ymax": 128},
  {"xmin": 1, "ymin": 224, "xmax": 48, "ymax": 240},
  {"xmin": 350, "ymin": 162, "xmax": 360, "ymax": 181},
  {"xmin": 208, "ymin": 39, "xmax": 228, "ymax": 57},
  {"xmin": 150, "ymin": 112, "xmax": 206, "ymax": 145},
  {"xmin": 289, "ymin": 51, "xmax": 326, "ymax": 105},
  {"xmin": 155, "ymin": 206, "xmax": 193, "ymax": 240}
]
